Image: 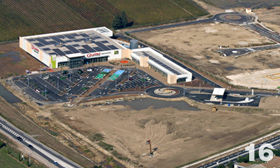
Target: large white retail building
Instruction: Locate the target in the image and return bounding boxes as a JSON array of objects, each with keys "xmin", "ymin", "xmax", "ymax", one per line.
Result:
[{"xmin": 19, "ymin": 27, "xmax": 192, "ymax": 84}]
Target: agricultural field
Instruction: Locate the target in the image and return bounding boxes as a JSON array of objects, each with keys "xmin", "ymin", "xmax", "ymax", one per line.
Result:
[
  {"xmin": 61, "ymin": 0, "xmax": 120, "ymax": 27},
  {"xmin": 106, "ymin": 0, "xmax": 208, "ymax": 25},
  {"xmin": 0, "ymin": 0, "xmax": 208, "ymax": 42},
  {"xmin": 0, "ymin": 0, "xmax": 92, "ymax": 42},
  {"xmin": 199, "ymin": 0, "xmax": 280, "ymax": 9}
]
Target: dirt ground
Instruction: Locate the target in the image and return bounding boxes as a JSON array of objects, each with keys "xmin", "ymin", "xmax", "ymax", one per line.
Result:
[
  {"xmin": 226, "ymin": 68, "xmax": 280, "ymax": 89},
  {"xmin": 53, "ymin": 98, "xmax": 280, "ymax": 168},
  {"xmin": 132, "ymin": 22, "xmax": 280, "ymax": 80},
  {"xmin": 0, "ymin": 42, "xmax": 44, "ymax": 78},
  {"xmin": 254, "ymin": 6, "xmax": 280, "ymax": 33}
]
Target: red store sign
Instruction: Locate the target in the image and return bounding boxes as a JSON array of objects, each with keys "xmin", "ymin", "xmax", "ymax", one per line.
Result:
[
  {"xmin": 86, "ymin": 52, "xmax": 101, "ymax": 58},
  {"xmin": 31, "ymin": 44, "xmax": 39, "ymax": 54}
]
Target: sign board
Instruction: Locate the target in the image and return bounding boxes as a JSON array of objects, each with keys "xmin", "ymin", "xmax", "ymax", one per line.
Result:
[
  {"xmin": 51, "ymin": 55, "xmax": 56, "ymax": 68},
  {"xmin": 31, "ymin": 44, "xmax": 40, "ymax": 59}
]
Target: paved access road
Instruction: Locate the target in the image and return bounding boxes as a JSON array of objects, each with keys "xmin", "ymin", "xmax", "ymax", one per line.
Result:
[
  {"xmin": 146, "ymin": 86, "xmax": 279, "ymax": 107},
  {"xmin": 126, "ymin": 12, "xmax": 253, "ymax": 34},
  {"xmin": 0, "ymin": 117, "xmax": 81, "ymax": 168}
]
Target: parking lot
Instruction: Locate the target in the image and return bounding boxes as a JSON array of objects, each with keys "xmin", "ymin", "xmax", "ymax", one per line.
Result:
[{"xmin": 13, "ymin": 66, "xmax": 164, "ymax": 103}]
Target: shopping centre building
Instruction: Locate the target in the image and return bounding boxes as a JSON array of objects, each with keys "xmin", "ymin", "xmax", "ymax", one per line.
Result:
[{"xmin": 19, "ymin": 27, "xmax": 192, "ymax": 84}]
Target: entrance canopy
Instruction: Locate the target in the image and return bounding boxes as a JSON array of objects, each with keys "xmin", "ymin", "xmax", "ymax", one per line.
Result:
[{"xmin": 212, "ymin": 88, "xmax": 225, "ymax": 96}]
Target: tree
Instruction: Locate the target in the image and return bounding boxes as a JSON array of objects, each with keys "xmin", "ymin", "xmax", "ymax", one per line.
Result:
[
  {"xmin": 227, "ymin": 161, "xmax": 234, "ymax": 168},
  {"xmin": 112, "ymin": 14, "xmax": 123, "ymax": 29},
  {"xmin": 121, "ymin": 11, "xmax": 128, "ymax": 27},
  {"xmin": 112, "ymin": 11, "xmax": 129, "ymax": 29},
  {"xmin": 217, "ymin": 164, "xmax": 226, "ymax": 168}
]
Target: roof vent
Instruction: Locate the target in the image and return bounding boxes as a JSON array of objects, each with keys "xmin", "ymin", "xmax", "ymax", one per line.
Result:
[
  {"xmin": 84, "ymin": 38, "xmax": 93, "ymax": 44},
  {"xmin": 55, "ymin": 42, "xmax": 64, "ymax": 48}
]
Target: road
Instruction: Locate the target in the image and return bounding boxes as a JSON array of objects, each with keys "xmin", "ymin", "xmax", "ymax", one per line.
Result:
[
  {"xmin": 0, "ymin": 116, "xmax": 81, "ymax": 168},
  {"xmin": 197, "ymin": 135, "xmax": 280, "ymax": 168},
  {"xmin": 145, "ymin": 86, "xmax": 279, "ymax": 107},
  {"xmin": 125, "ymin": 18, "xmax": 213, "ymax": 34}
]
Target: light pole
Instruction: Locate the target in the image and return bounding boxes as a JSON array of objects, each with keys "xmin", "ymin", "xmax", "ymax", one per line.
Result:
[
  {"xmin": 57, "ymin": 76, "xmax": 59, "ymax": 90},
  {"xmin": 27, "ymin": 75, "xmax": 29, "ymax": 86},
  {"xmin": 44, "ymin": 85, "xmax": 47, "ymax": 98}
]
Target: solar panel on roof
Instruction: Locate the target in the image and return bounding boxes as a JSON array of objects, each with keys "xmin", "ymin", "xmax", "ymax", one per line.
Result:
[
  {"xmin": 107, "ymin": 45, "xmax": 118, "ymax": 50},
  {"xmin": 42, "ymin": 48, "xmax": 51, "ymax": 51},
  {"xmin": 28, "ymin": 39, "xmax": 36, "ymax": 41},
  {"xmin": 71, "ymin": 33, "xmax": 79, "ymax": 37},
  {"xmin": 50, "ymin": 36, "xmax": 63, "ymax": 43},
  {"xmin": 148, "ymin": 55, "xmax": 180, "ymax": 75},
  {"xmin": 64, "ymin": 51, "xmax": 73, "ymax": 54},
  {"xmin": 73, "ymin": 39, "xmax": 83, "ymax": 42},
  {"xmin": 93, "ymin": 47, "xmax": 102, "ymax": 51},
  {"xmin": 79, "ymin": 49, "xmax": 88, "ymax": 53},
  {"xmin": 42, "ymin": 37, "xmax": 50, "ymax": 40},
  {"xmin": 66, "ymin": 46, "xmax": 79, "ymax": 53},
  {"xmin": 65, "ymin": 34, "xmax": 75, "ymax": 39},
  {"xmin": 80, "ymin": 33, "xmax": 89, "ymax": 37},
  {"xmin": 34, "ymin": 43, "xmax": 44, "ymax": 47},
  {"xmin": 57, "ymin": 35, "xmax": 64, "ymax": 38},
  {"xmin": 48, "ymin": 41, "xmax": 57, "ymax": 44},
  {"xmin": 95, "ymin": 42, "xmax": 110, "ymax": 51},
  {"xmin": 37, "ymin": 38, "xmax": 50, "ymax": 45},
  {"xmin": 72, "ymin": 44, "xmax": 79, "ymax": 47},
  {"xmin": 82, "ymin": 45, "xmax": 95, "ymax": 52},
  {"xmin": 53, "ymin": 49, "xmax": 65, "ymax": 56}
]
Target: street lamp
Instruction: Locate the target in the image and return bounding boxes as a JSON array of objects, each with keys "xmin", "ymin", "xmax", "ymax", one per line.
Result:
[{"xmin": 57, "ymin": 76, "xmax": 59, "ymax": 90}]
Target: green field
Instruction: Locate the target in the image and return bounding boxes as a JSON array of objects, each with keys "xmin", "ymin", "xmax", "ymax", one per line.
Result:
[
  {"xmin": 0, "ymin": 0, "xmax": 208, "ymax": 42},
  {"xmin": 0, "ymin": 0, "xmax": 92, "ymax": 41},
  {"xmin": 0, "ymin": 147, "xmax": 26, "ymax": 168},
  {"xmin": 107, "ymin": 0, "xmax": 208, "ymax": 25}
]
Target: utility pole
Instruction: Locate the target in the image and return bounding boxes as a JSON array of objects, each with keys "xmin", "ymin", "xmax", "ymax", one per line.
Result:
[
  {"xmin": 146, "ymin": 140, "xmax": 152, "ymax": 154},
  {"xmin": 183, "ymin": 84, "xmax": 185, "ymax": 97}
]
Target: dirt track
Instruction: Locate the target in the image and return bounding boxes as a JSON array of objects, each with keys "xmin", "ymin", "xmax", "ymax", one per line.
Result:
[{"xmin": 54, "ymin": 98, "xmax": 280, "ymax": 168}]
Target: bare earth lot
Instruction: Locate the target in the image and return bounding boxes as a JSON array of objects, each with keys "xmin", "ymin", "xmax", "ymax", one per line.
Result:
[
  {"xmin": 53, "ymin": 98, "xmax": 280, "ymax": 168},
  {"xmin": 254, "ymin": 6, "xmax": 280, "ymax": 33},
  {"xmin": 0, "ymin": 43, "xmax": 44, "ymax": 78},
  {"xmin": 133, "ymin": 22, "xmax": 278, "ymax": 76}
]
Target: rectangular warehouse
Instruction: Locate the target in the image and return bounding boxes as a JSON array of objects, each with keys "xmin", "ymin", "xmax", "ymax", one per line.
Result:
[
  {"xmin": 19, "ymin": 27, "xmax": 127, "ymax": 68},
  {"xmin": 131, "ymin": 48, "xmax": 192, "ymax": 84}
]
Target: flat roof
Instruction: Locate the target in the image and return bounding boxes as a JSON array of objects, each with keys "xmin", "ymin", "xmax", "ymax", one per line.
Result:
[
  {"xmin": 133, "ymin": 50, "xmax": 189, "ymax": 75},
  {"xmin": 212, "ymin": 88, "xmax": 225, "ymax": 96},
  {"xmin": 23, "ymin": 28, "xmax": 122, "ymax": 57}
]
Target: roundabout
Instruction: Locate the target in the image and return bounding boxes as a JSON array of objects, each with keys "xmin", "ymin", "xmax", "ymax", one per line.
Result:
[
  {"xmin": 146, "ymin": 86, "xmax": 185, "ymax": 98},
  {"xmin": 214, "ymin": 12, "xmax": 254, "ymax": 24}
]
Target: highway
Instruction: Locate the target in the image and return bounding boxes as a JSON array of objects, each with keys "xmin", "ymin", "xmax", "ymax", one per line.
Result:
[
  {"xmin": 197, "ymin": 135, "xmax": 280, "ymax": 168},
  {"xmin": 0, "ymin": 116, "xmax": 81, "ymax": 168}
]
